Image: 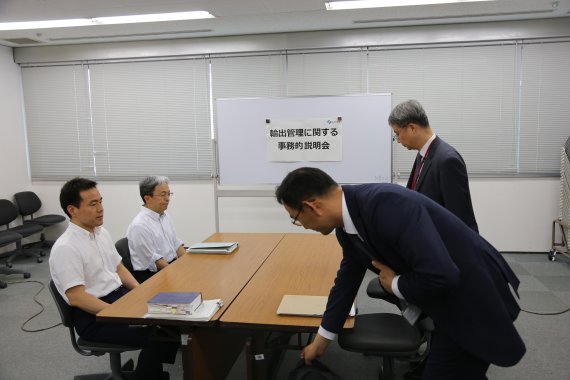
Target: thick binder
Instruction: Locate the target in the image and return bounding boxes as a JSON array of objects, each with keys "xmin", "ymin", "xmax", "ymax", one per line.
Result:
[
  {"xmin": 147, "ymin": 292, "xmax": 202, "ymax": 315},
  {"xmin": 144, "ymin": 299, "xmax": 223, "ymax": 321}
]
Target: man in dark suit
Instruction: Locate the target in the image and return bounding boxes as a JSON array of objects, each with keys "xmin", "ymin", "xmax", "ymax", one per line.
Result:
[
  {"xmin": 276, "ymin": 167, "xmax": 525, "ymax": 380},
  {"xmin": 390, "ymin": 99, "xmax": 478, "ymax": 232}
]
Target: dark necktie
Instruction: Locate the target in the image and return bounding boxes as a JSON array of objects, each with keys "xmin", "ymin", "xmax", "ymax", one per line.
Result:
[{"xmin": 410, "ymin": 153, "xmax": 423, "ymax": 190}]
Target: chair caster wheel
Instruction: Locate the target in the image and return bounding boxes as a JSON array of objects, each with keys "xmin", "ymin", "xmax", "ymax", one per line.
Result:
[
  {"xmin": 40, "ymin": 251, "xmax": 46, "ymax": 256},
  {"xmin": 6, "ymin": 263, "xmax": 13, "ymax": 268},
  {"xmin": 37, "ymin": 258, "xmax": 43, "ymax": 263},
  {"xmin": 24, "ymin": 273, "xmax": 31, "ymax": 279},
  {"xmin": 548, "ymin": 250, "xmax": 557, "ymax": 261},
  {"xmin": 0, "ymin": 282, "xmax": 7, "ymax": 289}
]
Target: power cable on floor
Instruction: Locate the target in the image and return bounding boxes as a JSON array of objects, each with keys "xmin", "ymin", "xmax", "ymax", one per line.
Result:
[
  {"xmin": 4, "ymin": 280, "xmax": 62, "ymax": 332},
  {"xmin": 520, "ymin": 306, "xmax": 570, "ymax": 316}
]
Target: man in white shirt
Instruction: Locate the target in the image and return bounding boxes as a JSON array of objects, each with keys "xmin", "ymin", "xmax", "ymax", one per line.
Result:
[
  {"xmin": 49, "ymin": 177, "xmax": 177, "ymax": 380},
  {"xmin": 127, "ymin": 176, "xmax": 186, "ymax": 283}
]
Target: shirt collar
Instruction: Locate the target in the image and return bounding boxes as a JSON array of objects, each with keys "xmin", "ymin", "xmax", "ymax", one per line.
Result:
[
  {"xmin": 69, "ymin": 221, "xmax": 101, "ymax": 240},
  {"xmin": 141, "ymin": 205, "xmax": 163, "ymax": 221},
  {"xmin": 419, "ymin": 133, "xmax": 436, "ymax": 158},
  {"xmin": 342, "ymin": 191, "xmax": 359, "ymax": 235}
]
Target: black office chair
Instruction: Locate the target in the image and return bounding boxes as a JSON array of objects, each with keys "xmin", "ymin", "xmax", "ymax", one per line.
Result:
[
  {"xmin": 115, "ymin": 238, "xmax": 134, "ymax": 273},
  {"xmin": 0, "ymin": 199, "xmax": 44, "ymax": 264},
  {"xmin": 14, "ymin": 191, "xmax": 66, "ymax": 248},
  {"xmin": 337, "ymin": 278, "xmax": 433, "ymax": 380},
  {"xmin": 0, "ymin": 230, "xmax": 31, "ymax": 288},
  {"xmin": 48, "ymin": 280, "xmax": 140, "ymax": 380}
]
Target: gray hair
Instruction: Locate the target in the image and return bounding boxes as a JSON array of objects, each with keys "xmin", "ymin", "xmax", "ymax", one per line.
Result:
[
  {"xmin": 388, "ymin": 99, "xmax": 430, "ymax": 128},
  {"xmin": 139, "ymin": 176, "xmax": 169, "ymax": 203}
]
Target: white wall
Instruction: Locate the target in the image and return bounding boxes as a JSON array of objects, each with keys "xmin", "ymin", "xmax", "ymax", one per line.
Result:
[
  {"xmin": 216, "ymin": 178, "xmax": 561, "ymax": 252},
  {"xmin": 0, "ymin": 45, "xmax": 29, "ymax": 198}
]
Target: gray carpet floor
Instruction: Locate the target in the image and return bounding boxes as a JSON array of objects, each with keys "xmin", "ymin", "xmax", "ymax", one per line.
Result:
[{"xmin": 1, "ymin": 251, "xmax": 569, "ymax": 380}]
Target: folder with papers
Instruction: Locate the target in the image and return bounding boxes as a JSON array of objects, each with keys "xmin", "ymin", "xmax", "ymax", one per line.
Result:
[{"xmin": 187, "ymin": 242, "xmax": 238, "ymax": 254}]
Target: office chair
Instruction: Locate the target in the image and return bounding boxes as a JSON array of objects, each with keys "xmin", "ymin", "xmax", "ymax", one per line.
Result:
[
  {"xmin": 115, "ymin": 238, "xmax": 134, "ymax": 274},
  {"xmin": 13, "ymin": 191, "xmax": 66, "ymax": 248},
  {"xmin": 0, "ymin": 199, "xmax": 44, "ymax": 264},
  {"xmin": 0, "ymin": 230, "xmax": 31, "ymax": 288},
  {"xmin": 48, "ymin": 280, "xmax": 140, "ymax": 380},
  {"xmin": 337, "ymin": 278, "xmax": 432, "ymax": 380}
]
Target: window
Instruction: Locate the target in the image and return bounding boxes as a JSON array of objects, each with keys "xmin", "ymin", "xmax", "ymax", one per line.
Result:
[
  {"xmin": 22, "ymin": 58, "xmax": 212, "ymax": 180},
  {"xmin": 20, "ymin": 39, "xmax": 570, "ymax": 180}
]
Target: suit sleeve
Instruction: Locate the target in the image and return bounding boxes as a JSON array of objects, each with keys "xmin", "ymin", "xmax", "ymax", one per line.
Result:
[
  {"xmin": 438, "ymin": 154, "xmax": 476, "ymax": 229},
  {"xmin": 320, "ymin": 232, "xmax": 367, "ymax": 334},
  {"xmin": 382, "ymin": 200, "xmax": 462, "ymax": 305}
]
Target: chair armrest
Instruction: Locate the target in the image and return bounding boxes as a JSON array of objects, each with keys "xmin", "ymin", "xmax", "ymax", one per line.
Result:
[{"xmin": 366, "ymin": 277, "xmax": 401, "ymax": 307}]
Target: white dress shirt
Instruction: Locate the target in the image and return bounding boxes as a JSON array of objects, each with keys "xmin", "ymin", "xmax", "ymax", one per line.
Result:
[
  {"xmin": 49, "ymin": 223, "xmax": 122, "ymax": 304},
  {"xmin": 127, "ymin": 207, "xmax": 184, "ymax": 272}
]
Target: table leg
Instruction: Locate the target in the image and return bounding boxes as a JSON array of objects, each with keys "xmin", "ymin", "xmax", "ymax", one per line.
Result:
[{"xmin": 181, "ymin": 328, "xmax": 248, "ymax": 380}]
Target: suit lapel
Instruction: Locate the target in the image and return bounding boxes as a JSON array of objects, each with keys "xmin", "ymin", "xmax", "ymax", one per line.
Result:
[
  {"xmin": 415, "ymin": 136, "xmax": 441, "ymax": 191},
  {"xmin": 342, "ymin": 186, "xmax": 377, "ymax": 260}
]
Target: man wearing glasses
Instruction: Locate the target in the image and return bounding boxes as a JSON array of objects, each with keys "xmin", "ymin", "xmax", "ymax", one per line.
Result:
[
  {"xmin": 277, "ymin": 167, "xmax": 525, "ymax": 380},
  {"xmin": 127, "ymin": 176, "xmax": 185, "ymax": 283},
  {"xmin": 390, "ymin": 99, "xmax": 478, "ymax": 233}
]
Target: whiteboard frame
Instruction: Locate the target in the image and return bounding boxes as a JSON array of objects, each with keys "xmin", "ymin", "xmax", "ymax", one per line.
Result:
[
  {"xmin": 215, "ymin": 94, "xmax": 392, "ymax": 185},
  {"xmin": 213, "ymin": 94, "xmax": 393, "ymax": 230}
]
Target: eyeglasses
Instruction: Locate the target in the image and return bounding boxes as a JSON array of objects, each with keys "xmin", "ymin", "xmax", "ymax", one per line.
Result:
[
  {"xmin": 153, "ymin": 191, "xmax": 173, "ymax": 198},
  {"xmin": 291, "ymin": 205, "xmax": 303, "ymax": 226}
]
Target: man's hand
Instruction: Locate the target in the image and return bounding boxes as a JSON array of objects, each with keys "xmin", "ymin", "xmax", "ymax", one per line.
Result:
[
  {"xmin": 371, "ymin": 260, "xmax": 396, "ymax": 294},
  {"xmin": 301, "ymin": 333, "xmax": 331, "ymax": 364}
]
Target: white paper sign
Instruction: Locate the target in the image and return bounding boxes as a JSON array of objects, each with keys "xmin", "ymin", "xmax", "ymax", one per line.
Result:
[{"xmin": 266, "ymin": 117, "xmax": 342, "ymax": 162}]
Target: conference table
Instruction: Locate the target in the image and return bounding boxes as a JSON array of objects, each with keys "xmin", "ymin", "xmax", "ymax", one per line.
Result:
[{"xmin": 97, "ymin": 232, "xmax": 353, "ymax": 380}]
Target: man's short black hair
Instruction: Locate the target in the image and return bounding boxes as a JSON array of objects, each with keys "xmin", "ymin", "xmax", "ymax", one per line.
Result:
[
  {"xmin": 59, "ymin": 177, "xmax": 98, "ymax": 218},
  {"xmin": 275, "ymin": 167, "xmax": 338, "ymax": 210}
]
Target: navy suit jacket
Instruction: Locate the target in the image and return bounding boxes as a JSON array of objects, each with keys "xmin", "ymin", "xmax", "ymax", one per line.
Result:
[
  {"xmin": 407, "ymin": 136, "xmax": 479, "ymax": 232},
  {"xmin": 322, "ymin": 184, "xmax": 525, "ymax": 367}
]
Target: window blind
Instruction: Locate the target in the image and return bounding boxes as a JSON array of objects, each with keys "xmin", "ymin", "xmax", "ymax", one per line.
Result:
[
  {"xmin": 518, "ymin": 41, "xmax": 570, "ymax": 175},
  {"xmin": 20, "ymin": 40, "xmax": 570, "ymax": 181},
  {"xmin": 368, "ymin": 44, "xmax": 518, "ymax": 178},
  {"xmin": 22, "ymin": 58, "xmax": 212, "ymax": 180}
]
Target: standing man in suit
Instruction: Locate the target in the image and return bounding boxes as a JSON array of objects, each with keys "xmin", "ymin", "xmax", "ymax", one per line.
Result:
[
  {"xmin": 390, "ymin": 99, "xmax": 478, "ymax": 232},
  {"xmin": 127, "ymin": 176, "xmax": 186, "ymax": 283},
  {"xmin": 276, "ymin": 167, "xmax": 525, "ymax": 380},
  {"xmin": 50, "ymin": 177, "xmax": 178, "ymax": 380}
]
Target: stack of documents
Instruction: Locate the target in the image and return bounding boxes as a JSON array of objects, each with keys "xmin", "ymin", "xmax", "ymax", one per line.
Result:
[
  {"xmin": 145, "ymin": 291, "xmax": 223, "ymax": 321},
  {"xmin": 187, "ymin": 241, "xmax": 239, "ymax": 254},
  {"xmin": 147, "ymin": 292, "xmax": 202, "ymax": 315}
]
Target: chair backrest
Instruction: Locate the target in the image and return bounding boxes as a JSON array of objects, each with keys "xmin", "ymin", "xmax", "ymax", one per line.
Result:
[
  {"xmin": 14, "ymin": 191, "xmax": 42, "ymax": 217},
  {"xmin": 115, "ymin": 237, "xmax": 134, "ymax": 273},
  {"xmin": 48, "ymin": 280, "xmax": 74, "ymax": 328},
  {"xmin": 48, "ymin": 280, "xmax": 100, "ymax": 357},
  {"xmin": 0, "ymin": 199, "xmax": 18, "ymax": 227}
]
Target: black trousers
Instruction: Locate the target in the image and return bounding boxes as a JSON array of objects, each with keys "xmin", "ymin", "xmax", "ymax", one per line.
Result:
[
  {"xmin": 422, "ymin": 330, "xmax": 490, "ymax": 380},
  {"xmin": 133, "ymin": 257, "xmax": 177, "ymax": 283},
  {"xmin": 73, "ymin": 287, "xmax": 178, "ymax": 380},
  {"xmin": 132, "ymin": 270, "xmax": 155, "ymax": 283}
]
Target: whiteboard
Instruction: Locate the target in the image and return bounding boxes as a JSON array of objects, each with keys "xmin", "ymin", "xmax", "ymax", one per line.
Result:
[{"xmin": 216, "ymin": 94, "xmax": 392, "ymax": 185}]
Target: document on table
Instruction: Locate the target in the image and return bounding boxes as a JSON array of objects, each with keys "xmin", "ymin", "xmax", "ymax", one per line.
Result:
[
  {"xmin": 187, "ymin": 242, "xmax": 238, "ymax": 254},
  {"xmin": 276, "ymin": 295, "xmax": 356, "ymax": 317}
]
